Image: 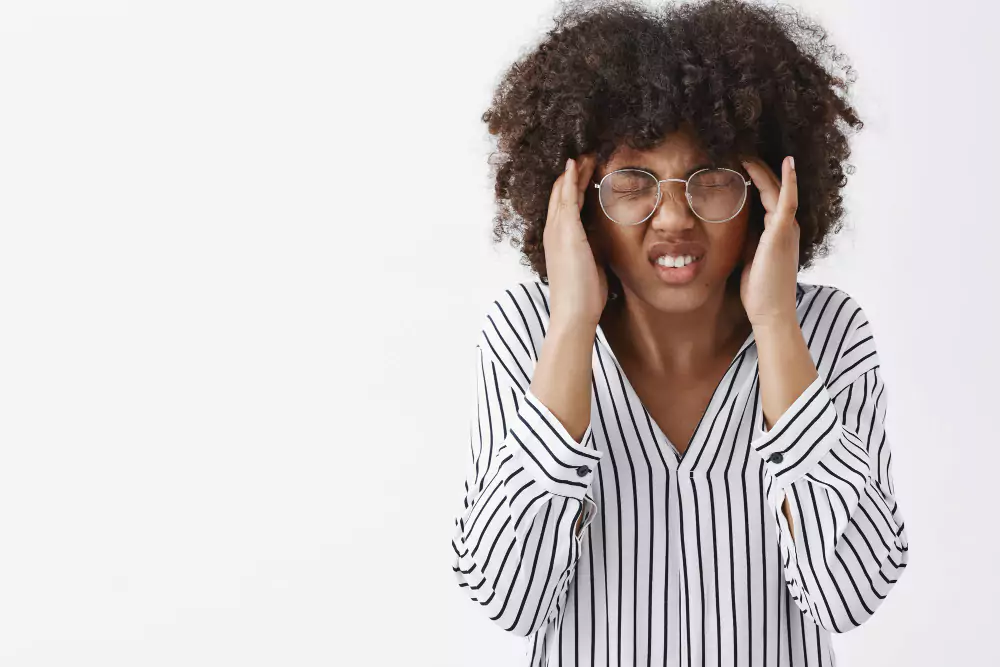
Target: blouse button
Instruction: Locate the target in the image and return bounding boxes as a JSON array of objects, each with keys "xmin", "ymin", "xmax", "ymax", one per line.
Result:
[
  {"xmin": 767, "ymin": 452, "xmax": 784, "ymax": 464},
  {"xmin": 575, "ymin": 465, "xmax": 591, "ymax": 477}
]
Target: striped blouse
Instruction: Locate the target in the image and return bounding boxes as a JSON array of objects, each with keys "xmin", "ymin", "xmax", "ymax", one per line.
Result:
[{"xmin": 450, "ymin": 280, "xmax": 909, "ymax": 667}]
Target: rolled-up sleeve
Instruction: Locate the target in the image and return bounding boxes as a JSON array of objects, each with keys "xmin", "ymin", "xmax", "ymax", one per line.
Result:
[
  {"xmin": 751, "ymin": 295, "xmax": 910, "ymax": 633},
  {"xmin": 450, "ymin": 289, "xmax": 603, "ymax": 637}
]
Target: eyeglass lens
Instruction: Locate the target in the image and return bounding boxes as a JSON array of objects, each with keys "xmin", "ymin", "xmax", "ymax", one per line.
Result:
[{"xmin": 598, "ymin": 169, "xmax": 746, "ymax": 224}]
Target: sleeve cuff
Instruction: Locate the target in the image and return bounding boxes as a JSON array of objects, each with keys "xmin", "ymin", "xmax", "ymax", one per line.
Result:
[
  {"xmin": 751, "ymin": 373, "xmax": 840, "ymax": 489},
  {"xmin": 505, "ymin": 388, "xmax": 603, "ymax": 500}
]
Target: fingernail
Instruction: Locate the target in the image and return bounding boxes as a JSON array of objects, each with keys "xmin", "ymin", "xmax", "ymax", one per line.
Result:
[
  {"xmin": 566, "ymin": 158, "xmax": 574, "ymax": 171},
  {"xmin": 788, "ymin": 155, "xmax": 795, "ymax": 170}
]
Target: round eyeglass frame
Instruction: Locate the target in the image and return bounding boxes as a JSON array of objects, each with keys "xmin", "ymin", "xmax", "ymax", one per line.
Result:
[{"xmin": 592, "ymin": 167, "xmax": 753, "ymax": 225}]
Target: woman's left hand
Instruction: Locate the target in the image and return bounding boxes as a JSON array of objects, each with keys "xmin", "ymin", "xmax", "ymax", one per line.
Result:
[{"xmin": 738, "ymin": 155, "xmax": 801, "ymax": 328}]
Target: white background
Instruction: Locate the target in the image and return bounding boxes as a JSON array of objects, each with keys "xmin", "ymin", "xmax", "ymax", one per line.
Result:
[{"xmin": 0, "ymin": 0, "xmax": 995, "ymax": 665}]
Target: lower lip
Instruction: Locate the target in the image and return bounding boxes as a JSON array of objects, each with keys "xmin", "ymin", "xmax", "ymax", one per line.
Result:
[{"xmin": 652, "ymin": 256, "xmax": 704, "ymax": 284}]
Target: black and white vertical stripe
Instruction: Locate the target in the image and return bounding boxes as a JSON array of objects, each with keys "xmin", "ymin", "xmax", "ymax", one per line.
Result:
[{"xmin": 451, "ymin": 281, "xmax": 909, "ymax": 666}]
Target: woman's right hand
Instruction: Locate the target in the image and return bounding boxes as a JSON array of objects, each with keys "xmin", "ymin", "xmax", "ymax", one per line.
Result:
[{"xmin": 542, "ymin": 154, "xmax": 609, "ymax": 328}]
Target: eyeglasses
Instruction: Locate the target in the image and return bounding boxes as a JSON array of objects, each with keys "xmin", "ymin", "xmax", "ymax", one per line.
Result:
[{"xmin": 592, "ymin": 167, "xmax": 753, "ymax": 225}]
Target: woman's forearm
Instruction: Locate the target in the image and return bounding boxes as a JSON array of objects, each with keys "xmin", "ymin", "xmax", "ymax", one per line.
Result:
[
  {"xmin": 529, "ymin": 317, "xmax": 598, "ymax": 444},
  {"xmin": 754, "ymin": 315, "xmax": 819, "ymax": 541}
]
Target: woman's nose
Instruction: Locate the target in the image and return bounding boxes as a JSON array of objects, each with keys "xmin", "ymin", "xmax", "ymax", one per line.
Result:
[{"xmin": 649, "ymin": 185, "xmax": 697, "ymax": 231}]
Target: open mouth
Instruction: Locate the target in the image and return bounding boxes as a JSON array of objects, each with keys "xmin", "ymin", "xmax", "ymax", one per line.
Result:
[
  {"xmin": 652, "ymin": 254, "xmax": 703, "ymax": 269},
  {"xmin": 650, "ymin": 253, "xmax": 704, "ymax": 284}
]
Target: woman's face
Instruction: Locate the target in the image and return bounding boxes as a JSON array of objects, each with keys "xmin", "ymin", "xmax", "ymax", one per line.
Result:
[{"xmin": 587, "ymin": 127, "xmax": 753, "ymax": 313}]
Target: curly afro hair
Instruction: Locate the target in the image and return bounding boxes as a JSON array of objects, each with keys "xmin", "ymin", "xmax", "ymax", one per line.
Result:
[{"xmin": 482, "ymin": 0, "xmax": 863, "ymax": 286}]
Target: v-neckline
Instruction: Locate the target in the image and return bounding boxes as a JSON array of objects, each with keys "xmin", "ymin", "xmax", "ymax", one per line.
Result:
[
  {"xmin": 591, "ymin": 283, "xmax": 805, "ymax": 469},
  {"xmin": 594, "ymin": 315, "xmax": 757, "ymax": 469}
]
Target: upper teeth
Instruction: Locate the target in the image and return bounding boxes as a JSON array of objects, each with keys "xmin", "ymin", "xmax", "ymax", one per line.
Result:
[{"xmin": 656, "ymin": 254, "xmax": 700, "ymax": 268}]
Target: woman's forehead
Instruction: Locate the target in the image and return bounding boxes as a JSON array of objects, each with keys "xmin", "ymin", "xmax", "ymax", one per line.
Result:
[
  {"xmin": 603, "ymin": 134, "xmax": 744, "ymax": 176},
  {"xmin": 606, "ymin": 129, "xmax": 709, "ymax": 167},
  {"xmin": 603, "ymin": 144, "xmax": 712, "ymax": 178}
]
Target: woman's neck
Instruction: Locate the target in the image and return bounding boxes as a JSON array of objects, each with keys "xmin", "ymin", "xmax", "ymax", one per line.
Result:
[{"xmin": 600, "ymin": 281, "xmax": 751, "ymax": 376}]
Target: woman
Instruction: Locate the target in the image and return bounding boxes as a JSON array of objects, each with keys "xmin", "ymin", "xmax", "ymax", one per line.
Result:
[{"xmin": 450, "ymin": 1, "xmax": 910, "ymax": 665}]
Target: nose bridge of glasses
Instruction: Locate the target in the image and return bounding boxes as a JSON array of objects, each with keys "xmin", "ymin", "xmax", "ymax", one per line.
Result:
[
  {"xmin": 655, "ymin": 177, "xmax": 690, "ymax": 206},
  {"xmin": 647, "ymin": 180, "xmax": 696, "ymax": 228}
]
